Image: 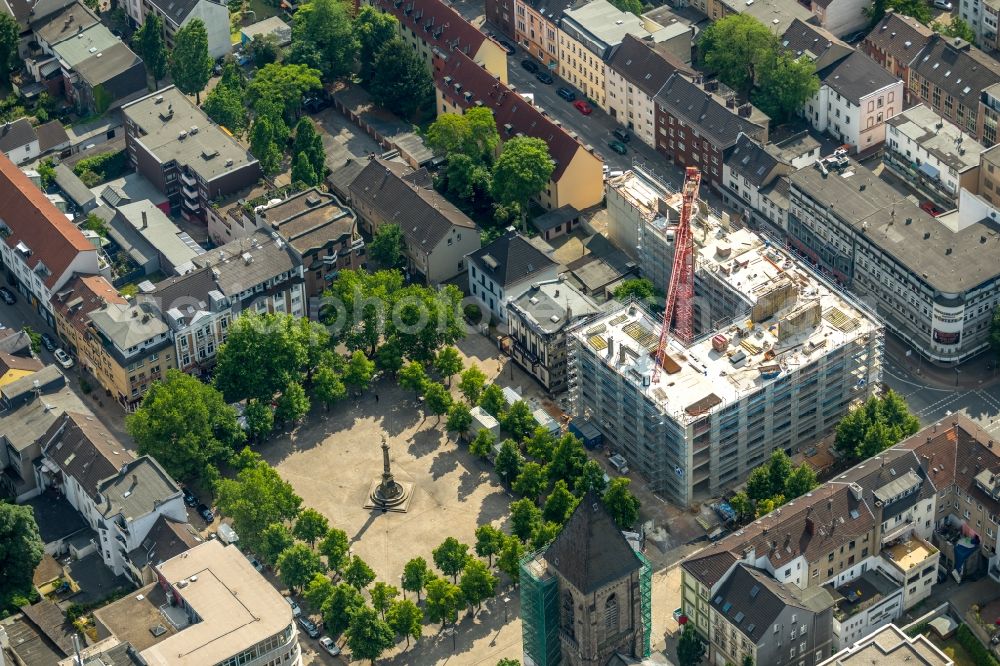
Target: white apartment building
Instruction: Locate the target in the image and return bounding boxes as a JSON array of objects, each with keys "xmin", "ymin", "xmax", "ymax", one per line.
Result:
[
  {"xmin": 466, "ymin": 229, "xmax": 560, "ymax": 325},
  {"xmin": 960, "ymin": 0, "xmax": 1000, "ymax": 51},
  {"xmin": 125, "ymin": 0, "xmax": 230, "ymax": 59}
]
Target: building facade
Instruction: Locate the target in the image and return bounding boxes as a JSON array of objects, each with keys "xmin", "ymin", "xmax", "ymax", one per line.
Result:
[
  {"xmin": 467, "ymin": 229, "xmax": 560, "ymax": 325},
  {"xmin": 125, "ymin": 0, "xmax": 230, "ymax": 60},
  {"xmin": 862, "ymin": 12, "xmax": 933, "ymax": 102}
]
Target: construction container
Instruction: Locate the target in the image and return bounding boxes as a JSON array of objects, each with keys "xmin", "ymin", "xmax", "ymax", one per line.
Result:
[{"xmin": 712, "ymin": 334, "xmax": 728, "ymax": 352}]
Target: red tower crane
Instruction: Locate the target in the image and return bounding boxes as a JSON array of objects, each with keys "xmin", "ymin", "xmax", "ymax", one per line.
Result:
[{"xmin": 653, "ymin": 166, "xmax": 702, "ymax": 381}]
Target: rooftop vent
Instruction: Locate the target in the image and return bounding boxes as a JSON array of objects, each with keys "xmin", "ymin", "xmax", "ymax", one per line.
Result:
[
  {"xmin": 154, "ymin": 95, "xmax": 163, "ymax": 104},
  {"xmin": 242, "ymin": 252, "xmax": 253, "ymax": 265}
]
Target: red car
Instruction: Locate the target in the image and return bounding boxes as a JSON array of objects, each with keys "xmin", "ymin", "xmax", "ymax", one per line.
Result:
[
  {"xmin": 920, "ymin": 201, "xmax": 942, "ymax": 216},
  {"xmin": 573, "ymin": 100, "xmax": 593, "ymax": 115}
]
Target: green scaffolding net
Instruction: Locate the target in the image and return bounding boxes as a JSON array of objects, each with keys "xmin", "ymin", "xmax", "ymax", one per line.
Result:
[
  {"xmin": 637, "ymin": 550, "xmax": 652, "ymax": 658},
  {"xmin": 520, "ymin": 552, "xmax": 561, "ymax": 666}
]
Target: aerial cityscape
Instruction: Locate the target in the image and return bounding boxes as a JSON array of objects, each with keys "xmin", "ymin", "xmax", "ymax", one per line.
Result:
[{"xmin": 0, "ymin": 0, "xmax": 1000, "ymax": 662}]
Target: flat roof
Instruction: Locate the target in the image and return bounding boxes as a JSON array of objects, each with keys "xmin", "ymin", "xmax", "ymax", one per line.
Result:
[
  {"xmin": 790, "ymin": 159, "xmax": 1000, "ymax": 294},
  {"xmin": 115, "ymin": 200, "xmax": 203, "ymax": 268},
  {"xmin": 569, "ymin": 226, "xmax": 877, "ymax": 424},
  {"xmin": 51, "ymin": 23, "xmax": 119, "ymax": 67},
  {"xmin": 140, "ymin": 540, "xmax": 294, "ymax": 666},
  {"xmin": 562, "ymin": 0, "xmax": 650, "ymax": 54},
  {"xmin": 93, "ymin": 584, "xmax": 178, "ymax": 652},
  {"xmin": 887, "ymin": 103, "xmax": 983, "ymax": 173},
  {"xmin": 883, "ymin": 535, "xmax": 936, "ymax": 572}
]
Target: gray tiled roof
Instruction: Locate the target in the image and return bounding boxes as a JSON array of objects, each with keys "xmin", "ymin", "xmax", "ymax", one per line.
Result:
[
  {"xmin": 508, "ymin": 279, "xmax": 602, "ymax": 335},
  {"xmin": 42, "ymin": 411, "xmax": 133, "ymax": 501},
  {"xmin": 145, "ymin": 0, "xmax": 220, "ymax": 25},
  {"xmin": 0, "ymin": 385, "xmax": 85, "ymax": 452},
  {"xmin": 191, "ymin": 230, "xmax": 297, "ymax": 298},
  {"xmin": 34, "ymin": 120, "xmax": 70, "ymax": 153},
  {"xmin": 53, "ymin": 163, "xmax": 97, "ymax": 208},
  {"xmin": 910, "ymin": 34, "xmax": 1000, "ymax": 111},
  {"xmin": 467, "ymin": 229, "xmax": 558, "ymax": 288},
  {"xmin": 96, "ymin": 455, "xmax": 181, "ymax": 521},
  {"xmin": 349, "ymin": 158, "xmax": 477, "ymax": 251},
  {"xmin": 72, "ymin": 41, "xmax": 141, "ymax": 86},
  {"xmin": 34, "ymin": 1, "xmax": 99, "ymax": 46},
  {"xmin": 655, "ymin": 73, "xmax": 768, "ymax": 150},
  {"xmin": 726, "ymin": 134, "xmax": 781, "ymax": 188},
  {"xmin": 864, "ymin": 12, "xmax": 933, "ymax": 67},
  {"xmin": 88, "ymin": 300, "xmax": 169, "ymax": 350},
  {"xmin": 607, "ymin": 34, "xmax": 693, "ymax": 99},
  {"xmin": 544, "ymin": 493, "xmax": 643, "ymax": 594},
  {"xmin": 781, "ymin": 19, "xmax": 853, "ymax": 71},
  {"xmin": 818, "ymin": 50, "xmax": 900, "ymax": 105},
  {"xmin": 0, "ymin": 118, "xmax": 37, "ymax": 153}
]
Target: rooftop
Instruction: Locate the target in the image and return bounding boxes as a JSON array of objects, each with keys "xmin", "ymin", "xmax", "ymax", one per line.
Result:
[
  {"xmin": 34, "ymin": 1, "xmax": 100, "ymax": 47},
  {"xmin": 570, "ymin": 226, "xmax": 877, "ymax": 423},
  {"xmin": 189, "ymin": 230, "xmax": 297, "ymax": 298},
  {"xmin": 72, "ymin": 41, "xmax": 142, "ymax": 87},
  {"xmin": 88, "ymin": 300, "xmax": 168, "ymax": 351},
  {"xmin": 883, "ymin": 534, "xmax": 937, "ymax": 572},
  {"xmin": 829, "ymin": 568, "xmax": 901, "ymax": 620},
  {"xmin": 259, "ymin": 187, "xmax": 358, "ymax": 255},
  {"xmin": 561, "ymin": 0, "xmax": 652, "ymax": 57},
  {"xmin": 508, "ymin": 278, "xmax": 603, "ymax": 335},
  {"xmin": 655, "ymin": 73, "xmax": 769, "ymax": 150},
  {"xmin": 140, "ymin": 540, "xmax": 294, "ymax": 666},
  {"xmin": 467, "ymin": 228, "xmax": 559, "ymax": 288},
  {"xmin": 368, "ymin": 0, "xmax": 488, "ymax": 61},
  {"xmin": 93, "ymin": 583, "xmax": 179, "ymax": 652},
  {"xmin": 113, "ymin": 200, "xmax": 204, "ymax": 270},
  {"xmin": 887, "ymin": 103, "xmax": 983, "ymax": 173},
  {"xmin": 789, "ymin": 157, "xmax": 1000, "ymax": 293},
  {"xmin": 722, "ymin": 0, "xmax": 815, "ymax": 36},
  {"xmin": 51, "ymin": 22, "xmax": 120, "ymax": 68},
  {"xmin": 240, "ymin": 15, "xmax": 291, "ymax": 45},
  {"xmin": 781, "ymin": 19, "xmax": 853, "ymax": 71},
  {"xmin": 607, "ymin": 33, "xmax": 694, "ymax": 99},
  {"xmin": 122, "ymin": 87, "xmax": 258, "ymax": 182},
  {"xmin": 42, "ymin": 411, "xmax": 133, "ymax": 501},
  {"xmin": 95, "ymin": 455, "xmax": 181, "ymax": 522},
  {"xmin": 21, "ymin": 489, "xmax": 89, "ymax": 545},
  {"xmin": 1, "ymin": 612, "xmax": 69, "ymax": 666},
  {"xmin": 910, "ymin": 34, "xmax": 1000, "ymax": 112},
  {"xmin": 0, "ymin": 118, "xmax": 38, "ymax": 153},
  {"xmin": 863, "ymin": 12, "xmax": 934, "ymax": 67},
  {"xmin": 53, "ymin": 163, "xmax": 97, "ymax": 208},
  {"xmin": 818, "ymin": 50, "xmax": 900, "ymax": 105},
  {"xmin": 146, "ymin": 0, "xmax": 223, "ymax": 26},
  {"xmin": 818, "ymin": 623, "xmax": 954, "ymax": 665},
  {"xmin": 0, "ymin": 382, "xmax": 85, "ymax": 451}
]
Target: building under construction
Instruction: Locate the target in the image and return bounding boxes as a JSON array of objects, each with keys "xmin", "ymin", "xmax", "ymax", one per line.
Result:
[{"xmin": 567, "ymin": 194, "xmax": 884, "ymax": 507}]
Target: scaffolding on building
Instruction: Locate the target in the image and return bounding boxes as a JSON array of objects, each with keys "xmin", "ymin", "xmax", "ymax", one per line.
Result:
[
  {"xmin": 520, "ymin": 551, "xmax": 561, "ymax": 666},
  {"xmin": 638, "ymin": 549, "xmax": 652, "ymax": 658}
]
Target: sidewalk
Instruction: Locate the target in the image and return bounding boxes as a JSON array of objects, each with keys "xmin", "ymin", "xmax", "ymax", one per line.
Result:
[{"xmin": 884, "ymin": 331, "xmax": 998, "ymax": 391}]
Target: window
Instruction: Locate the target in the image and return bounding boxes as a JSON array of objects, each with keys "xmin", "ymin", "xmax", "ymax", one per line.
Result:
[{"xmin": 604, "ymin": 595, "xmax": 618, "ymax": 632}]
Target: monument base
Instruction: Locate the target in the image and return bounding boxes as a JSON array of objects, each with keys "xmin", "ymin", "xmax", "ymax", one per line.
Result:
[{"xmin": 364, "ymin": 479, "xmax": 414, "ymax": 512}]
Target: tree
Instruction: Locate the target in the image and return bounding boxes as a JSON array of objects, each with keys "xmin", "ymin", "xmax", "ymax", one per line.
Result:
[
  {"xmin": 728, "ymin": 491, "xmax": 754, "ymax": 525},
  {"xmin": 290, "ymin": 0, "xmax": 358, "ymax": 81},
  {"xmin": 370, "ymin": 38, "xmax": 433, "ymax": 119},
  {"xmin": 428, "ymin": 107, "xmax": 500, "ymax": 162},
  {"xmin": 312, "ymin": 363, "xmax": 346, "ymax": 411},
  {"xmin": 745, "ymin": 466, "xmax": 773, "ymax": 503},
  {"xmin": 753, "ymin": 52, "xmax": 820, "ymax": 123},
  {"xmin": 513, "ymin": 461, "xmax": 549, "ymax": 503},
  {"xmin": 509, "ymin": 498, "xmax": 542, "ymax": 542},
  {"xmin": 469, "ymin": 428, "xmax": 496, "ymax": 458},
  {"xmin": 292, "ymin": 151, "xmax": 318, "ymax": 187},
  {"xmin": 491, "ymin": 137, "xmax": 555, "ymax": 232},
  {"xmin": 474, "ymin": 524, "xmax": 505, "ymax": 568},
  {"xmin": 370, "ymin": 582, "xmax": 399, "ymax": 620},
  {"xmin": 170, "ymin": 19, "xmax": 212, "ymax": 103},
  {"xmin": 885, "ymin": 0, "xmax": 932, "ymax": 23},
  {"xmin": 458, "ymin": 365, "xmax": 487, "ymax": 404},
  {"xmin": 386, "ymin": 598, "xmax": 423, "ymax": 647},
  {"xmin": 343, "ymin": 350, "xmax": 375, "ymax": 394},
  {"xmin": 548, "ymin": 434, "xmax": 587, "ymax": 487},
  {"xmin": 398, "ymin": 361, "xmax": 428, "ymax": 397},
  {"xmin": 342, "ymin": 555, "xmax": 376, "ymax": 590},
  {"xmin": 423, "ymin": 382, "xmax": 452, "ymax": 423},
  {"xmin": 498, "ymin": 660, "xmax": 521, "ymax": 666},
  {"xmin": 434, "ymin": 346, "xmax": 464, "ymax": 385},
  {"xmin": 375, "ymin": 339, "xmax": 405, "ymax": 376},
  {"xmin": 0, "ymin": 502, "xmax": 43, "ymax": 610},
  {"xmin": 501, "ymin": 400, "xmax": 538, "ymax": 442},
  {"xmin": 354, "ymin": 5, "xmax": 398, "ymax": 81},
  {"xmin": 497, "ymin": 535, "xmax": 525, "ymax": 582},
  {"xmin": 249, "ymin": 63, "xmax": 323, "ymax": 123},
  {"xmin": 446, "ymin": 154, "xmax": 493, "ymax": 204},
  {"xmin": 304, "ymin": 572, "xmax": 335, "ymax": 609},
  {"xmin": 244, "ymin": 399, "xmax": 275, "ymax": 443},
  {"xmin": 756, "ymin": 495, "xmax": 784, "ymax": 518},
  {"xmin": 784, "ymin": 463, "xmax": 818, "ymax": 500},
  {"xmin": 494, "ymin": 439, "xmax": 523, "ymax": 485},
  {"xmin": 402, "ymin": 557, "xmax": 432, "ymax": 601},
  {"xmin": 319, "ymin": 528, "xmax": 351, "ymax": 572},
  {"xmin": 543, "ymin": 479, "xmax": 578, "ymax": 524},
  {"xmin": 479, "ymin": 384, "xmax": 506, "ymax": 417},
  {"xmin": 127, "ymin": 370, "xmax": 244, "ymax": 483},
  {"xmin": 249, "ymin": 116, "xmax": 283, "ymax": 176},
  {"xmin": 293, "ymin": 117, "xmax": 326, "ymax": 178},
  {"xmin": 525, "ymin": 427, "xmax": 555, "ymax": 463},
  {"xmin": 603, "ymin": 477, "xmax": 640, "ymax": 528},
  {"xmin": 574, "ymin": 460, "xmax": 608, "ymax": 496},
  {"xmin": 248, "ymin": 33, "xmax": 281, "ymax": 68},
  {"xmin": 766, "ymin": 450, "xmax": 793, "ymax": 498},
  {"xmin": 432, "ymin": 537, "xmax": 470, "ymax": 583},
  {"xmin": 698, "ymin": 14, "xmax": 775, "ymax": 97},
  {"xmin": 613, "ymin": 278, "xmax": 655, "ymax": 302},
  {"xmin": 134, "ymin": 14, "xmax": 167, "ymax": 87},
  {"xmin": 834, "ymin": 390, "xmax": 919, "ymax": 462},
  {"xmin": 446, "ymin": 402, "xmax": 473, "ymax": 439},
  {"xmin": 258, "ymin": 522, "xmax": 295, "ymax": 565},
  {"xmin": 293, "ymin": 508, "xmax": 330, "ymax": 547},
  {"xmin": 0, "ymin": 13, "xmax": 18, "ymax": 85},
  {"xmin": 531, "ymin": 520, "xmax": 562, "ymax": 550},
  {"xmin": 677, "ymin": 624, "xmax": 707, "ymax": 666},
  {"xmin": 277, "ymin": 543, "xmax": 325, "ymax": 593},
  {"xmin": 370, "ymin": 223, "xmax": 405, "ymax": 267},
  {"xmin": 275, "ymin": 381, "xmax": 310, "ymax": 424},
  {"xmin": 214, "ymin": 457, "xmax": 302, "ymax": 554},
  {"xmin": 425, "ymin": 578, "xmax": 463, "ymax": 627},
  {"xmin": 322, "ymin": 582, "xmax": 365, "ymax": 635},
  {"xmin": 608, "ymin": 0, "xmax": 643, "ymax": 14},
  {"xmin": 460, "ymin": 558, "xmax": 497, "ymax": 612}
]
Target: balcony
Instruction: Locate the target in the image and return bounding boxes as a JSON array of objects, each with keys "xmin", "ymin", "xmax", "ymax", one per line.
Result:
[
  {"xmin": 180, "ymin": 172, "xmax": 196, "ymax": 187},
  {"xmin": 881, "ymin": 518, "xmax": 914, "ymax": 544},
  {"xmin": 882, "ymin": 533, "xmax": 938, "ymax": 575},
  {"xmin": 183, "ymin": 198, "xmax": 201, "ymax": 211},
  {"xmin": 882, "ymin": 153, "xmax": 957, "ymax": 207}
]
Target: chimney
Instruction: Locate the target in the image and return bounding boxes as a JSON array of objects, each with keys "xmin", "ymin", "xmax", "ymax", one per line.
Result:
[
  {"xmin": 141, "ymin": 210, "xmax": 148, "ymax": 230},
  {"xmin": 805, "ymin": 516, "xmax": 815, "ymax": 535},
  {"xmin": 726, "ymin": 96, "xmax": 737, "ymax": 109},
  {"xmin": 738, "ymin": 104, "xmax": 753, "ymax": 118}
]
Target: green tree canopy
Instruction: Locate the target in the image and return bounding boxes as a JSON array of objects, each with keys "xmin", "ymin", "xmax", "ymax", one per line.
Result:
[
  {"xmin": 343, "ymin": 350, "xmax": 376, "ymax": 393},
  {"xmin": 248, "ymin": 33, "xmax": 281, "ymax": 68},
  {"xmin": 293, "ymin": 117, "xmax": 326, "ymax": 179},
  {"xmin": 127, "ymin": 370, "xmax": 244, "ymax": 483},
  {"xmin": 290, "ymin": 0, "xmax": 358, "ymax": 80},
  {"xmin": 0, "ymin": 13, "xmax": 18, "ymax": 85},
  {"xmin": 603, "ymin": 477, "xmax": 640, "ymax": 528},
  {"xmin": 548, "ymin": 433, "xmax": 587, "ymax": 487},
  {"xmin": 509, "ymin": 497, "xmax": 542, "ymax": 542},
  {"xmin": 342, "ymin": 555, "xmax": 376, "ymax": 590},
  {"xmin": 531, "ymin": 520, "xmax": 562, "ymax": 550},
  {"xmin": 497, "ymin": 535, "xmax": 525, "ymax": 581},
  {"xmin": 513, "ymin": 461, "xmax": 550, "ymax": 504},
  {"xmin": 354, "ymin": 5, "xmax": 398, "ymax": 81},
  {"xmin": 134, "ymin": 14, "xmax": 167, "ymax": 86},
  {"xmin": 491, "ymin": 137, "xmax": 555, "ymax": 231},
  {"xmin": 293, "ymin": 508, "xmax": 330, "ymax": 547},
  {"xmin": 933, "ymin": 16, "xmax": 976, "ymax": 42},
  {"xmin": 478, "ymin": 383, "xmax": 506, "ymax": 417},
  {"xmin": 434, "ymin": 346, "xmax": 464, "ymax": 384},
  {"xmin": 784, "ymin": 463, "xmax": 818, "ymax": 500},
  {"xmin": 304, "ymin": 572, "xmax": 335, "ymax": 609},
  {"xmin": 244, "ymin": 398, "xmax": 275, "ymax": 443},
  {"xmin": 834, "ymin": 390, "xmax": 919, "ymax": 462},
  {"xmin": 370, "ymin": 38, "xmax": 433, "ymax": 119},
  {"xmin": 474, "ymin": 524, "xmax": 505, "ymax": 567},
  {"xmin": 0, "ymin": 501, "xmax": 43, "ymax": 610},
  {"xmin": 319, "ymin": 528, "xmax": 351, "ymax": 572},
  {"xmin": 249, "ymin": 63, "xmax": 323, "ymax": 123},
  {"xmin": 613, "ymin": 278, "xmax": 656, "ymax": 302},
  {"xmin": 311, "ymin": 362, "xmax": 346, "ymax": 411},
  {"xmin": 543, "ymin": 479, "xmax": 578, "ymax": 524},
  {"xmin": 752, "ymin": 52, "xmax": 820, "ymax": 123},
  {"xmin": 402, "ymin": 556, "xmax": 432, "ymax": 601},
  {"xmin": 321, "ymin": 582, "xmax": 365, "ymax": 635},
  {"xmin": 494, "ymin": 439, "xmax": 523, "ymax": 485},
  {"xmin": 386, "ymin": 598, "xmax": 423, "ymax": 647},
  {"xmin": 214, "ymin": 456, "xmax": 302, "ymax": 554},
  {"xmin": 432, "ymin": 537, "xmax": 470, "ymax": 583},
  {"xmin": 424, "ymin": 381, "xmax": 453, "ymax": 423},
  {"xmin": 258, "ymin": 522, "xmax": 295, "ymax": 565},
  {"xmin": 274, "ymin": 381, "xmax": 310, "ymax": 424},
  {"xmin": 459, "ymin": 558, "xmax": 498, "ymax": 611},
  {"xmin": 574, "ymin": 459, "xmax": 608, "ymax": 496},
  {"xmin": 370, "ymin": 223, "xmax": 406, "ymax": 267},
  {"xmin": 425, "ymin": 578, "xmax": 463, "ymax": 627},
  {"xmin": 501, "ymin": 400, "xmax": 538, "ymax": 442},
  {"xmin": 458, "ymin": 365, "xmax": 487, "ymax": 404},
  {"xmin": 370, "ymin": 581, "xmax": 399, "ymax": 620},
  {"xmin": 398, "ymin": 361, "xmax": 429, "ymax": 396},
  {"xmin": 729, "ymin": 491, "xmax": 754, "ymax": 524},
  {"xmin": 277, "ymin": 543, "xmax": 325, "ymax": 593},
  {"xmin": 677, "ymin": 624, "xmax": 707, "ymax": 666},
  {"xmin": 292, "ymin": 151, "xmax": 318, "ymax": 187},
  {"xmin": 470, "ymin": 428, "xmax": 496, "ymax": 458},
  {"xmin": 525, "ymin": 427, "xmax": 555, "ymax": 463},
  {"xmin": 446, "ymin": 401, "xmax": 474, "ymax": 438},
  {"xmin": 427, "ymin": 107, "xmax": 501, "ymax": 162},
  {"xmin": 170, "ymin": 19, "xmax": 212, "ymax": 103}
]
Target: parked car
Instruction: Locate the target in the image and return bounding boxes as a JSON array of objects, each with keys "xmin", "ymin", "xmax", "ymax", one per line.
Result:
[
  {"xmin": 244, "ymin": 552, "xmax": 264, "ymax": 572},
  {"xmin": 40, "ymin": 333, "xmax": 56, "ymax": 352},
  {"xmin": 285, "ymin": 597, "xmax": 302, "ymax": 618},
  {"xmin": 319, "ymin": 636, "xmax": 341, "ymax": 656},
  {"xmin": 520, "ymin": 58, "xmax": 538, "ymax": 73},
  {"xmin": 303, "ymin": 92, "xmax": 331, "ymax": 113},
  {"xmin": 608, "ymin": 140, "xmax": 628, "ymax": 155},
  {"xmin": 0, "ymin": 287, "xmax": 15, "ymax": 305},
  {"xmin": 536, "ymin": 70, "xmax": 554, "ymax": 84},
  {"xmin": 613, "ymin": 127, "xmax": 631, "ymax": 142},
  {"xmin": 496, "ymin": 38, "xmax": 516, "ymax": 55},
  {"xmin": 53, "ymin": 349, "xmax": 73, "ymax": 369},
  {"xmin": 182, "ymin": 487, "xmax": 198, "ymax": 507},
  {"xmin": 573, "ymin": 100, "xmax": 593, "ymax": 115},
  {"xmin": 298, "ymin": 616, "xmax": 321, "ymax": 639},
  {"xmin": 197, "ymin": 503, "xmax": 215, "ymax": 523},
  {"xmin": 920, "ymin": 201, "xmax": 943, "ymax": 216},
  {"xmin": 557, "ymin": 87, "xmax": 577, "ymax": 101},
  {"xmin": 933, "ymin": 0, "xmax": 952, "ymax": 9},
  {"xmin": 609, "ymin": 453, "xmax": 629, "ymax": 474}
]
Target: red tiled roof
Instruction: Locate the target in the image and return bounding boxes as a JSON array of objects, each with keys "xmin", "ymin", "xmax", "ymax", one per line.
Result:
[
  {"xmin": 0, "ymin": 154, "xmax": 94, "ymax": 289},
  {"xmin": 435, "ymin": 49, "xmax": 589, "ymax": 181},
  {"xmin": 370, "ymin": 0, "xmax": 486, "ymax": 58},
  {"xmin": 51, "ymin": 274, "xmax": 126, "ymax": 337}
]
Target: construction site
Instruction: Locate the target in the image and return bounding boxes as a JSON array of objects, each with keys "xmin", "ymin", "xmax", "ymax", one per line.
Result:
[{"xmin": 568, "ymin": 168, "xmax": 885, "ymax": 508}]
